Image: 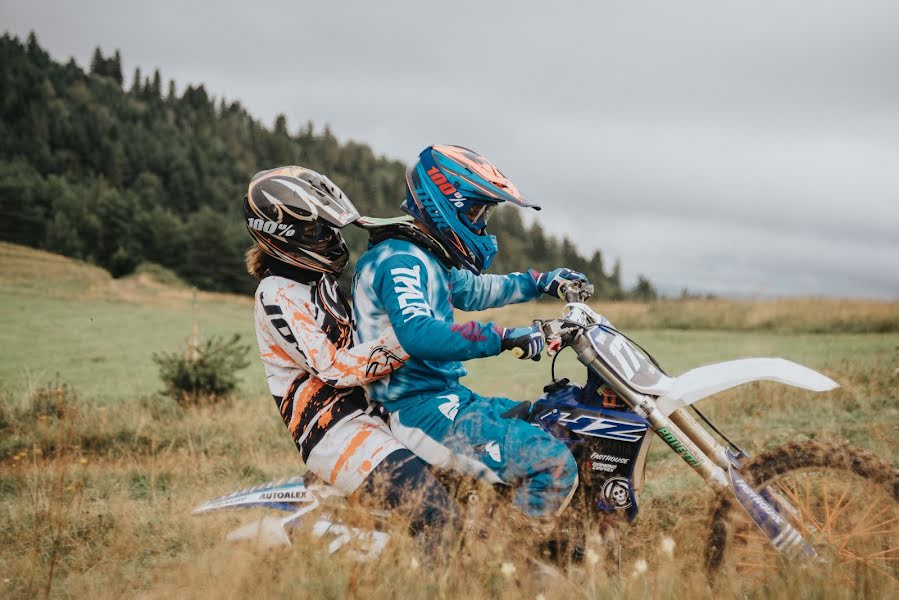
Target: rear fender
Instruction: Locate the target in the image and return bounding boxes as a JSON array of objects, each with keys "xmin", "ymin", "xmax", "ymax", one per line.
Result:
[{"xmin": 192, "ymin": 476, "xmax": 343, "ymax": 515}]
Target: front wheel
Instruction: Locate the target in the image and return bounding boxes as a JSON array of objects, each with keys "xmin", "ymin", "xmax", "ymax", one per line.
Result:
[{"xmin": 705, "ymin": 440, "xmax": 898, "ymax": 589}]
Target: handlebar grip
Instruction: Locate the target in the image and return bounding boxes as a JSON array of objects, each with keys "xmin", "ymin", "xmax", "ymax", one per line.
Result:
[{"xmin": 562, "ymin": 281, "xmax": 595, "ymax": 303}]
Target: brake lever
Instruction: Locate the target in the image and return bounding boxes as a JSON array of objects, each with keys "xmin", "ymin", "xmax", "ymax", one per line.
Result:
[
  {"xmin": 539, "ymin": 319, "xmax": 568, "ymax": 357},
  {"xmin": 542, "ymin": 317, "xmax": 590, "ymax": 357},
  {"xmin": 546, "ymin": 337, "xmax": 563, "ymax": 357}
]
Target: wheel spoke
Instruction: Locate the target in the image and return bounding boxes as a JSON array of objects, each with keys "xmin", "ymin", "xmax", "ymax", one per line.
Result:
[
  {"xmin": 838, "ymin": 548, "xmax": 899, "ymax": 584},
  {"xmin": 820, "ymin": 480, "xmax": 853, "ymax": 534},
  {"xmin": 830, "ymin": 514, "xmax": 899, "ymax": 543},
  {"xmin": 776, "ymin": 477, "xmax": 824, "ymax": 534},
  {"xmin": 833, "ymin": 496, "xmax": 893, "ymax": 553},
  {"xmin": 845, "ymin": 547, "xmax": 898, "ymax": 560},
  {"xmin": 712, "ymin": 442, "xmax": 899, "ymax": 590}
]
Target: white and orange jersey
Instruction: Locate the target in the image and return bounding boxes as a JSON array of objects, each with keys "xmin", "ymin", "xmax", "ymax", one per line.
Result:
[{"xmin": 254, "ymin": 273, "xmax": 408, "ymax": 492}]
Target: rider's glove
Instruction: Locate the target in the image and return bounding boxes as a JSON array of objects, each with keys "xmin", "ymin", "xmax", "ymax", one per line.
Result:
[
  {"xmin": 531, "ymin": 268, "xmax": 590, "ymax": 300},
  {"xmin": 499, "ymin": 325, "xmax": 545, "ymax": 360}
]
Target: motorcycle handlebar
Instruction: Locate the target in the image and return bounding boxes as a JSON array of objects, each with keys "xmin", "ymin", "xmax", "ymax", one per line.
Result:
[
  {"xmin": 529, "ymin": 281, "xmax": 596, "ymax": 357},
  {"xmin": 538, "ymin": 318, "xmax": 585, "ymax": 357}
]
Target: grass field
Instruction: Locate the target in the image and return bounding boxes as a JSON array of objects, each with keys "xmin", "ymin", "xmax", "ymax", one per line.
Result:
[{"xmin": 1, "ymin": 242, "xmax": 897, "ymax": 598}]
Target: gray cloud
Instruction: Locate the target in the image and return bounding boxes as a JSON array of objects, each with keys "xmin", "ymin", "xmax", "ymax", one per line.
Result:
[{"xmin": 3, "ymin": 0, "xmax": 897, "ymax": 297}]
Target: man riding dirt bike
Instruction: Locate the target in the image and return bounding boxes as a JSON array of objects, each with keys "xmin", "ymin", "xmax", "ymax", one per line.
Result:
[
  {"xmin": 352, "ymin": 144, "xmax": 590, "ymax": 525},
  {"xmin": 243, "ymin": 166, "xmax": 453, "ymax": 537}
]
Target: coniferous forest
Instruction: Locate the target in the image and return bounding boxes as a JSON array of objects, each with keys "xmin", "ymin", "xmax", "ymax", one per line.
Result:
[{"xmin": 0, "ymin": 33, "xmax": 655, "ymax": 299}]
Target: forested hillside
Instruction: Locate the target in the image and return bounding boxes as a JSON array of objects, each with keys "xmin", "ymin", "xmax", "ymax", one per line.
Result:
[{"xmin": 0, "ymin": 32, "xmax": 653, "ymax": 298}]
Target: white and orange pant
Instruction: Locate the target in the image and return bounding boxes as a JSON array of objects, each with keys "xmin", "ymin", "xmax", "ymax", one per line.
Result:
[{"xmin": 304, "ymin": 411, "xmax": 407, "ymax": 494}]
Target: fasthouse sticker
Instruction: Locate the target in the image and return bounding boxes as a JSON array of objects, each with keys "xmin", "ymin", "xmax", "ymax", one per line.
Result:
[{"xmin": 590, "ymin": 452, "xmax": 630, "ymax": 464}]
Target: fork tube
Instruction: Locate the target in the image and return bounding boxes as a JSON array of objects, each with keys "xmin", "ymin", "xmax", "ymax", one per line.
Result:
[
  {"xmin": 573, "ymin": 336, "xmax": 730, "ymax": 491},
  {"xmin": 669, "ymin": 409, "xmax": 732, "ymax": 470},
  {"xmin": 640, "ymin": 406, "xmax": 729, "ymax": 491}
]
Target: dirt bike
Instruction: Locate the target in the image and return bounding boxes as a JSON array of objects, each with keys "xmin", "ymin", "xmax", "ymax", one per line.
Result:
[{"xmin": 193, "ymin": 282, "xmax": 898, "ymax": 582}]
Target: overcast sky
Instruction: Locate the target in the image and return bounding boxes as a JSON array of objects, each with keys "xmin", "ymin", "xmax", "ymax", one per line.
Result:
[{"xmin": 4, "ymin": 1, "xmax": 898, "ymax": 297}]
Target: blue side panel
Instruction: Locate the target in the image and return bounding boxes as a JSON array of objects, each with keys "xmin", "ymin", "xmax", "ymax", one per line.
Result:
[{"xmin": 529, "ymin": 383, "xmax": 651, "ymax": 520}]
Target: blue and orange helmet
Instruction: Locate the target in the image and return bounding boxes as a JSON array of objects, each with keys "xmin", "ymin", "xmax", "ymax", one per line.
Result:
[{"xmin": 401, "ymin": 145, "xmax": 540, "ymax": 273}]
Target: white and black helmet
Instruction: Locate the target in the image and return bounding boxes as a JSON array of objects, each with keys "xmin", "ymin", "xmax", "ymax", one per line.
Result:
[{"xmin": 244, "ymin": 166, "xmax": 360, "ymax": 274}]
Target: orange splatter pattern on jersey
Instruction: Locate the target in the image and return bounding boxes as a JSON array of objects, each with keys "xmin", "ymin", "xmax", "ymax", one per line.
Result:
[
  {"xmin": 288, "ymin": 378, "xmax": 325, "ymax": 436},
  {"xmin": 262, "ymin": 344, "xmax": 293, "ymax": 362},
  {"xmin": 317, "ymin": 407, "xmax": 333, "ymax": 428}
]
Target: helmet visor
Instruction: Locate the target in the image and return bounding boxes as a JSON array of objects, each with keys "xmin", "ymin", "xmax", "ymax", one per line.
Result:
[
  {"xmin": 463, "ymin": 202, "xmax": 497, "ymax": 233},
  {"xmin": 295, "ymin": 220, "xmax": 342, "ymax": 251}
]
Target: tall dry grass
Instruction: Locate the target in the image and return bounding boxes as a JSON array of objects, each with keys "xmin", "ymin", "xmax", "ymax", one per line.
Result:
[
  {"xmin": 2, "ymin": 242, "xmax": 897, "ymax": 597},
  {"xmin": 2, "ymin": 349, "xmax": 896, "ymax": 599}
]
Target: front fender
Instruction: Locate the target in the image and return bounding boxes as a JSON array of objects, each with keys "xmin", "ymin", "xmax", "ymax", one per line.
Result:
[{"xmin": 655, "ymin": 358, "xmax": 839, "ymax": 416}]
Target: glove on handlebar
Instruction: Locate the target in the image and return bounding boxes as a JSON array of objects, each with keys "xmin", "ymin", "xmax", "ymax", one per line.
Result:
[
  {"xmin": 499, "ymin": 325, "xmax": 544, "ymax": 360},
  {"xmin": 531, "ymin": 268, "xmax": 590, "ymax": 299}
]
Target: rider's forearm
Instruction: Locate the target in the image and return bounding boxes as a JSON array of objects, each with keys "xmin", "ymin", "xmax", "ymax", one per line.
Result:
[
  {"xmin": 391, "ymin": 315, "xmax": 502, "ymax": 361},
  {"xmin": 312, "ymin": 336, "xmax": 408, "ymax": 387},
  {"xmin": 449, "ymin": 269, "xmax": 541, "ymax": 311}
]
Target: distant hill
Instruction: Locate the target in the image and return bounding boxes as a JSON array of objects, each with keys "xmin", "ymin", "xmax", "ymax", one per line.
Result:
[{"xmin": 0, "ymin": 32, "xmax": 652, "ymax": 299}]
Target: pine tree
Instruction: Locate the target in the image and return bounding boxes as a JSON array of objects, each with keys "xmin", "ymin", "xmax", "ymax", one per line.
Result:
[
  {"xmin": 151, "ymin": 69, "xmax": 162, "ymax": 98},
  {"xmin": 632, "ymin": 275, "xmax": 657, "ymax": 301},
  {"xmin": 609, "ymin": 258, "xmax": 623, "ymax": 299},
  {"xmin": 588, "ymin": 250, "xmax": 605, "ymax": 280},
  {"xmin": 90, "ymin": 47, "xmax": 104, "ymax": 76},
  {"xmin": 274, "ymin": 114, "xmax": 288, "ymax": 135},
  {"xmin": 610, "ymin": 258, "xmax": 621, "ymax": 288},
  {"xmin": 26, "ymin": 31, "xmax": 39, "ymax": 53},
  {"xmin": 26, "ymin": 32, "xmax": 49, "ymax": 66},
  {"xmin": 110, "ymin": 50, "xmax": 123, "ymax": 86},
  {"xmin": 130, "ymin": 67, "xmax": 142, "ymax": 95},
  {"xmin": 587, "ymin": 250, "xmax": 606, "ymax": 294}
]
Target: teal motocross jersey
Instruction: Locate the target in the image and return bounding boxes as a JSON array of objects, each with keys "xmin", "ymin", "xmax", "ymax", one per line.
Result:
[{"xmin": 352, "ymin": 238, "xmax": 541, "ymax": 412}]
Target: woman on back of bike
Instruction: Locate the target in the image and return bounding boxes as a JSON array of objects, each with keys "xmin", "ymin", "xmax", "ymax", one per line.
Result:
[{"xmin": 244, "ymin": 165, "xmax": 452, "ymax": 535}]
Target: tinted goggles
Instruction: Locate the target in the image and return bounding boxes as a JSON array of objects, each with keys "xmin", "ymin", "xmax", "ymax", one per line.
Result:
[
  {"xmin": 463, "ymin": 202, "xmax": 497, "ymax": 232},
  {"xmin": 295, "ymin": 220, "xmax": 341, "ymax": 249}
]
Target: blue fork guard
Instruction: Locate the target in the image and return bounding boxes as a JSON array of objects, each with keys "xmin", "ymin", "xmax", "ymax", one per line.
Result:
[{"xmin": 728, "ymin": 467, "xmax": 817, "ymax": 558}]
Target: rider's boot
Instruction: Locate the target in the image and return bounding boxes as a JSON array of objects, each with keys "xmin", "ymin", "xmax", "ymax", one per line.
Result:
[{"xmin": 504, "ymin": 507, "xmax": 559, "ymax": 541}]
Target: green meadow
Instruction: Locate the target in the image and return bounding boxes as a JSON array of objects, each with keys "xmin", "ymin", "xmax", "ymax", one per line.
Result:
[{"xmin": 1, "ymin": 242, "xmax": 897, "ymax": 598}]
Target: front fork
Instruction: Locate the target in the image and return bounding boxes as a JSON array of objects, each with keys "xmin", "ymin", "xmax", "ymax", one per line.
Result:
[{"xmin": 573, "ymin": 335, "xmax": 817, "ymax": 558}]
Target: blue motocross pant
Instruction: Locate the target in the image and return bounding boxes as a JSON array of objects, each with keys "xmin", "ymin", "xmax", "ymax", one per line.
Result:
[{"xmin": 387, "ymin": 387, "xmax": 578, "ymax": 517}]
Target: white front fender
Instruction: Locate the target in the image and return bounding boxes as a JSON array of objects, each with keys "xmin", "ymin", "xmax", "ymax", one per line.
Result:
[{"xmin": 656, "ymin": 358, "xmax": 839, "ymax": 416}]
